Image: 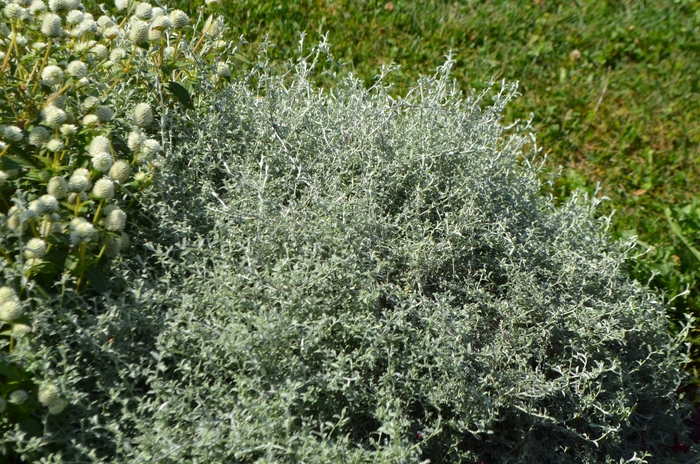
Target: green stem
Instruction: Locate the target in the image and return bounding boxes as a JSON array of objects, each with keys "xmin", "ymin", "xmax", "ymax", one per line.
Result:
[
  {"xmin": 0, "ymin": 21, "xmax": 17, "ymax": 72},
  {"xmin": 93, "ymin": 199, "xmax": 105, "ymax": 225},
  {"xmin": 31, "ymin": 39, "xmax": 53, "ymax": 96}
]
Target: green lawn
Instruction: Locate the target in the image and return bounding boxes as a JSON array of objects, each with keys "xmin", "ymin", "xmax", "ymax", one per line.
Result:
[{"xmin": 89, "ymin": 0, "xmax": 700, "ymax": 372}]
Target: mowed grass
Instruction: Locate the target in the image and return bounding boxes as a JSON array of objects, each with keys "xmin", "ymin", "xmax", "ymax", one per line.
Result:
[{"xmin": 91, "ymin": 1, "xmax": 700, "ymax": 373}]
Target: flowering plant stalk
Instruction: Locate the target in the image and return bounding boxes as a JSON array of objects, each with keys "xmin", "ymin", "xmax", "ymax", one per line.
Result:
[{"xmin": 0, "ymin": 0, "xmax": 232, "ymax": 445}]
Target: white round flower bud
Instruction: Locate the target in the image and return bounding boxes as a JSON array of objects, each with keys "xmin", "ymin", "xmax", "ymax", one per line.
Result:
[
  {"xmin": 134, "ymin": 2, "xmax": 153, "ymax": 20},
  {"xmin": 0, "ymin": 300, "xmax": 24, "ymax": 321},
  {"xmin": 78, "ymin": 16, "xmax": 97, "ymax": 34},
  {"xmin": 81, "ymin": 96, "xmax": 98, "ymax": 111},
  {"xmin": 127, "ymin": 130, "xmax": 145, "ymax": 151},
  {"xmin": 0, "ymin": 286, "xmax": 17, "ymax": 304},
  {"xmin": 66, "ymin": 60, "xmax": 88, "ymax": 78},
  {"xmin": 41, "ymin": 13, "xmax": 62, "ymax": 37},
  {"xmin": 12, "ymin": 323, "xmax": 30, "ymax": 338},
  {"xmin": 4, "ymin": 4, "xmax": 25, "ymax": 20},
  {"xmin": 88, "ymin": 135, "xmax": 110, "ymax": 156},
  {"xmin": 90, "ymin": 44, "xmax": 108, "ymax": 59},
  {"xmin": 6, "ymin": 213, "xmax": 24, "ymax": 233},
  {"xmin": 0, "ymin": 171, "xmax": 7, "ymax": 186},
  {"xmin": 109, "ymin": 159, "xmax": 131, "ymax": 183},
  {"xmin": 38, "ymin": 383, "xmax": 60, "ymax": 407},
  {"xmin": 148, "ymin": 28, "xmax": 161, "ymax": 42},
  {"xmin": 103, "ymin": 26, "xmax": 120, "ymax": 39},
  {"xmin": 151, "ymin": 14, "xmax": 171, "ymax": 31},
  {"xmin": 115, "ymin": 0, "xmax": 128, "ymax": 10},
  {"xmin": 97, "ymin": 15, "xmax": 114, "ymax": 30},
  {"xmin": 24, "ymin": 237, "xmax": 47, "ymax": 258},
  {"xmin": 92, "ymin": 177, "xmax": 114, "ymax": 200},
  {"xmin": 48, "ymin": 176, "xmax": 68, "ymax": 199},
  {"xmin": 37, "ymin": 194, "xmax": 59, "ymax": 213},
  {"xmin": 48, "ymin": 398, "xmax": 67, "ymax": 415},
  {"xmin": 49, "ymin": 0, "xmax": 67, "ymax": 12},
  {"xmin": 203, "ymin": 15, "xmax": 222, "ymax": 38},
  {"xmin": 66, "ymin": 9, "xmax": 83, "ymax": 24},
  {"xmin": 41, "ymin": 65, "xmax": 64, "ymax": 86},
  {"xmin": 129, "ymin": 19, "xmax": 148, "ymax": 44},
  {"xmin": 28, "ymin": 126, "xmax": 50, "ymax": 146},
  {"xmin": 59, "ymin": 124, "xmax": 77, "ymax": 136},
  {"xmin": 3, "ymin": 125, "xmax": 23, "ymax": 142},
  {"xmin": 216, "ymin": 62, "xmax": 230, "ymax": 77},
  {"xmin": 169, "ymin": 10, "xmax": 189, "ymax": 29},
  {"xmin": 110, "ymin": 47, "xmax": 126, "ymax": 61},
  {"xmin": 46, "ymin": 138, "xmax": 64, "ymax": 152},
  {"xmin": 82, "ymin": 114, "xmax": 99, "ymax": 125},
  {"xmin": 70, "ymin": 221, "xmax": 96, "ymax": 244},
  {"xmin": 9, "ymin": 390, "xmax": 28, "ymax": 405},
  {"xmin": 103, "ymin": 206, "xmax": 126, "ymax": 231},
  {"xmin": 95, "ymin": 106, "xmax": 113, "ymax": 122},
  {"xmin": 92, "ymin": 152, "xmax": 114, "ymax": 172},
  {"xmin": 29, "ymin": 0, "xmax": 47, "ymax": 14},
  {"xmin": 142, "ymin": 138, "xmax": 161, "ymax": 156},
  {"xmin": 42, "ymin": 106, "xmax": 67, "ymax": 127},
  {"xmin": 163, "ymin": 46, "xmax": 175, "ymax": 61},
  {"xmin": 133, "ymin": 103, "xmax": 153, "ymax": 127},
  {"xmin": 68, "ymin": 174, "xmax": 89, "ymax": 192}
]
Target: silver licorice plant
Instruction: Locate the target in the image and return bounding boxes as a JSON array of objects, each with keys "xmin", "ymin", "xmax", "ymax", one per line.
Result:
[{"xmin": 0, "ymin": 0, "xmax": 698, "ymax": 463}]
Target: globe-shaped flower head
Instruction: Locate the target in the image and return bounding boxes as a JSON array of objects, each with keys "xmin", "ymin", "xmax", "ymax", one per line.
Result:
[
  {"xmin": 88, "ymin": 135, "xmax": 111, "ymax": 157},
  {"xmin": 95, "ymin": 106, "xmax": 114, "ymax": 122},
  {"xmin": 42, "ymin": 65, "xmax": 64, "ymax": 86},
  {"xmin": 133, "ymin": 102, "xmax": 153, "ymax": 128},
  {"xmin": 169, "ymin": 10, "xmax": 189, "ymax": 29},
  {"xmin": 41, "ymin": 13, "xmax": 62, "ymax": 37},
  {"xmin": 109, "ymin": 160, "xmax": 131, "ymax": 183},
  {"xmin": 129, "ymin": 19, "xmax": 149, "ymax": 44},
  {"xmin": 0, "ymin": 299, "xmax": 24, "ymax": 321},
  {"xmin": 3, "ymin": 125, "xmax": 23, "ymax": 142},
  {"xmin": 67, "ymin": 60, "xmax": 88, "ymax": 79},
  {"xmin": 28, "ymin": 126, "xmax": 50, "ymax": 146},
  {"xmin": 134, "ymin": 2, "xmax": 153, "ymax": 20},
  {"xmin": 38, "ymin": 383, "xmax": 58, "ymax": 403},
  {"xmin": 9, "ymin": 390, "xmax": 28, "ymax": 405},
  {"xmin": 103, "ymin": 205, "xmax": 127, "ymax": 232},
  {"xmin": 48, "ymin": 176, "xmax": 68, "ymax": 198},
  {"xmin": 92, "ymin": 152, "xmax": 114, "ymax": 172},
  {"xmin": 24, "ymin": 237, "xmax": 47, "ymax": 258},
  {"xmin": 92, "ymin": 178, "xmax": 115, "ymax": 200},
  {"xmin": 42, "ymin": 106, "xmax": 67, "ymax": 127}
]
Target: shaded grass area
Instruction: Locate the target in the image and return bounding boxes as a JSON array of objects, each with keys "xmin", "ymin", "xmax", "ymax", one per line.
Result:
[{"xmin": 91, "ymin": 1, "xmax": 700, "ymax": 371}]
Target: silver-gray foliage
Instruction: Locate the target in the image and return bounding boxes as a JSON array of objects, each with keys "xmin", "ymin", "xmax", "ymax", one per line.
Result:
[{"xmin": 5, "ymin": 47, "xmax": 697, "ymax": 463}]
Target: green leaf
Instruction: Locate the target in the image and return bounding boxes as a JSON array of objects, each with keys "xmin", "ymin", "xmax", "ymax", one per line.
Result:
[
  {"xmin": 233, "ymin": 52, "xmax": 251, "ymax": 64},
  {"xmin": 167, "ymin": 81, "xmax": 195, "ymax": 110},
  {"xmin": 84, "ymin": 267, "xmax": 109, "ymax": 294},
  {"xmin": 665, "ymin": 207, "xmax": 700, "ymax": 262},
  {"xmin": 0, "ymin": 155, "xmax": 35, "ymax": 170}
]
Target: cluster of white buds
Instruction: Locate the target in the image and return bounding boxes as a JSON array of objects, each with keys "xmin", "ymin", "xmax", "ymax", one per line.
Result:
[
  {"xmin": 38, "ymin": 382, "xmax": 67, "ymax": 414},
  {"xmin": 0, "ymin": 286, "xmax": 24, "ymax": 322}
]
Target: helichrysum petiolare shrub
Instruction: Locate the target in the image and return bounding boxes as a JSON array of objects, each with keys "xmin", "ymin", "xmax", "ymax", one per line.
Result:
[{"xmin": 1, "ymin": 0, "xmax": 698, "ymax": 463}]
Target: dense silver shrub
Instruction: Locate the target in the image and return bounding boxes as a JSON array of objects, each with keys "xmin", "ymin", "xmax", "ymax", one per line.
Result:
[{"xmin": 3, "ymin": 41, "xmax": 697, "ymax": 462}]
